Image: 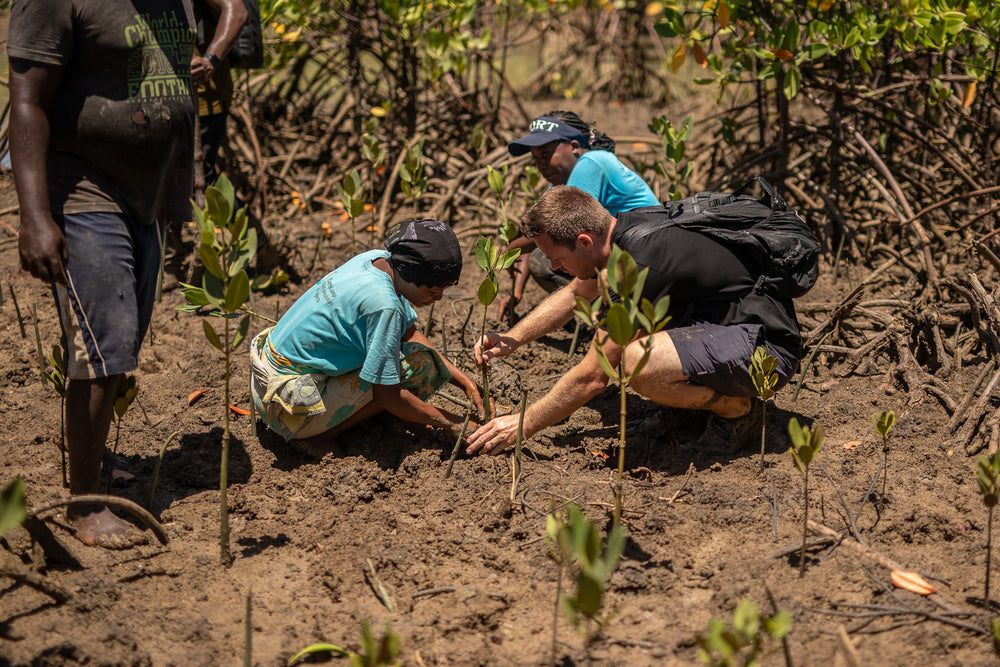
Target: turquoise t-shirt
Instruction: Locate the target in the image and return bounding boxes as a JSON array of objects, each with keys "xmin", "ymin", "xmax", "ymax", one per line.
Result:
[
  {"xmin": 268, "ymin": 250, "xmax": 418, "ymax": 385},
  {"xmin": 567, "ymin": 150, "xmax": 659, "ymax": 215}
]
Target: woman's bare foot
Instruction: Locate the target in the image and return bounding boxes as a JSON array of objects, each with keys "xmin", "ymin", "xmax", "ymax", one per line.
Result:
[
  {"xmin": 290, "ymin": 433, "xmax": 342, "ymax": 459},
  {"xmin": 68, "ymin": 506, "xmax": 148, "ymax": 549}
]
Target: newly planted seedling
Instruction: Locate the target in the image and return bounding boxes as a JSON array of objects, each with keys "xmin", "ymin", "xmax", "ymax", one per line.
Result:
[
  {"xmin": 648, "ymin": 113, "xmax": 693, "ymax": 200},
  {"xmin": 474, "ymin": 234, "xmax": 521, "ymax": 420},
  {"xmin": 545, "ymin": 502, "xmax": 626, "ymax": 654},
  {"xmin": 361, "ymin": 111, "xmax": 387, "ymax": 246},
  {"xmin": 573, "ymin": 245, "xmax": 670, "ymax": 526},
  {"xmin": 288, "ymin": 618, "xmax": 399, "ymax": 667},
  {"xmin": 696, "ymin": 598, "xmax": 792, "ymax": 667},
  {"xmin": 105, "ymin": 375, "xmax": 138, "ymax": 494},
  {"xmin": 789, "ymin": 417, "xmax": 825, "ymax": 577},
  {"xmin": 399, "ymin": 138, "xmax": 427, "ymax": 218},
  {"xmin": 42, "ymin": 343, "xmax": 68, "ymax": 488},
  {"xmin": 977, "ymin": 452, "xmax": 1000, "ymax": 606},
  {"xmin": 337, "ymin": 169, "xmax": 366, "ymax": 255},
  {"xmin": 178, "ymin": 173, "xmax": 257, "ymax": 563},
  {"xmin": 749, "ymin": 346, "xmax": 779, "ymax": 473},
  {"xmin": 872, "ymin": 410, "xmax": 896, "ymax": 506}
]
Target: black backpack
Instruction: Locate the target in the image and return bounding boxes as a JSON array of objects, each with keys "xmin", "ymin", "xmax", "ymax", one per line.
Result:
[
  {"xmin": 617, "ymin": 177, "xmax": 820, "ymax": 298},
  {"xmin": 196, "ymin": 0, "xmax": 264, "ymax": 70}
]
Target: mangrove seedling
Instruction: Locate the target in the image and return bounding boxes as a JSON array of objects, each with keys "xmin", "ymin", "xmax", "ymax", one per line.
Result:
[
  {"xmin": 105, "ymin": 375, "xmax": 138, "ymax": 494},
  {"xmin": 178, "ymin": 173, "xmax": 257, "ymax": 564},
  {"xmin": 696, "ymin": 598, "xmax": 792, "ymax": 667},
  {"xmin": 287, "ymin": 618, "xmax": 399, "ymax": 667},
  {"xmin": 749, "ymin": 346, "xmax": 779, "ymax": 473},
  {"xmin": 42, "ymin": 343, "xmax": 68, "ymax": 488},
  {"xmin": 545, "ymin": 502, "xmax": 626, "ymax": 653},
  {"xmin": 337, "ymin": 169, "xmax": 366, "ymax": 255},
  {"xmin": 976, "ymin": 452, "xmax": 1000, "ymax": 606},
  {"xmin": 573, "ymin": 245, "xmax": 670, "ymax": 526},
  {"xmin": 361, "ymin": 112, "xmax": 387, "ymax": 246},
  {"xmin": 399, "ymin": 138, "xmax": 427, "ymax": 218},
  {"xmin": 788, "ymin": 417, "xmax": 825, "ymax": 578},
  {"xmin": 474, "ymin": 235, "xmax": 521, "ymax": 420},
  {"xmin": 486, "ymin": 165, "xmax": 520, "ymax": 321},
  {"xmin": 648, "ymin": 113, "xmax": 693, "ymax": 201},
  {"xmin": 872, "ymin": 410, "xmax": 896, "ymax": 506}
]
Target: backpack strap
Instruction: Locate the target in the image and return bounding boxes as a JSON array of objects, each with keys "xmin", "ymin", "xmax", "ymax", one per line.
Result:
[{"xmin": 732, "ymin": 176, "xmax": 787, "ymax": 211}]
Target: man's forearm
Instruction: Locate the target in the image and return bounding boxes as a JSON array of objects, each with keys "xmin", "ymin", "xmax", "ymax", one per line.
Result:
[
  {"xmin": 522, "ymin": 349, "xmax": 610, "ymax": 438},
  {"xmin": 507, "ymin": 279, "xmax": 593, "ymax": 347},
  {"xmin": 10, "ymin": 92, "xmax": 53, "ymax": 221}
]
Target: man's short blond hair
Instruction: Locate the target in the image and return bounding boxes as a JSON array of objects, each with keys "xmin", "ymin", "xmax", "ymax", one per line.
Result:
[{"xmin": 520, "ymin": 186, "xmax": 611, "ymax": 248}]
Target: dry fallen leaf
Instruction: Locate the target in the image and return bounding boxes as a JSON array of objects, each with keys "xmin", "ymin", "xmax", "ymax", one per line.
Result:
[
  {"xmin": 590, "ymin": 450, "xmax": 609, "ymax": 460},
  {"xmin": 229, "ymin": 404, "xmax": 252, "ymax": 416},
  {"xmin": 843, "ymin": 440, "xmax": 862, "ymax": 450},
  {"xmin": 188, "ymin": 388, "xmax": 210, "ymax": 406},
  {"xmin": 891, "ymin": 570, "xmax": 936, "ymax": 595}
]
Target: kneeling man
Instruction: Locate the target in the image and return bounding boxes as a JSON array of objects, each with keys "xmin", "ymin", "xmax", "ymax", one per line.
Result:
[{"xmin": 467, "ymin": 186, "xmax": 804, "ymax": 456}]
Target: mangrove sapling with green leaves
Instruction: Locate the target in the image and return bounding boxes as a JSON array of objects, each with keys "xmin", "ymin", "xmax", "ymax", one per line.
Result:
[
  {"xmin": 872, "ymin": 410, "xmax": 896, "ymax": 506},
  {"xmin": 573, "ymin": 245, "xmax": 670, "ymax": 526},
  {"xmin": 287, "ymin": 618, "xmax": 400, "ymax": 667},
  {"xmin": 42, "ymin": 343, "xmax": 69, "ymax": 488},
  {"xmin": 474, "ymin": 234, "xmax": 521, "ymax": 420},
  {"xmin": 337, "ymin": 169, "xmax": 366, "ymax": 255},
  {"xmin": 486, "ymin": 164, "xmax": 520, "ymax": 321},
  {"xmin": 648, "ymin": 113, "xmax": 693, "ymax": 201},
  {"xmin": 361, "ymin": 111, "xmax": 387, "ymax": 246},
  {"xmin": 976, "ymin": 452, "xmax": 1000, "ymax": 606},
  {"xmin": 749, "ymin": 346, "xmax": 779, "ymax": 473},
  {"xmin": 788, "ymin": 417, "xmax": 825, "ymax": 578},
  {"xmin": 696, "ymin": 598, "xmax": 792, "ymax": 667},
  {"xmin": 399, "ymin": 138, "xmax": 427, "ymax": 219},
  {"xmin": 178, "ymin": 173, "xmax": 257, "ymax": 564},
  {"xmin": 105, "ymin": 375, "xmax": 138, "ymax": 494},
  {"xmin": 545, "ymin": 502, "xmax": 626, "ymax": 653}
]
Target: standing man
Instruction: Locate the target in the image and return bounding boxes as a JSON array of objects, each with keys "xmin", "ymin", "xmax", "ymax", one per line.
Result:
[
  {"xmin": 9, "ymin": 0, "xmax": 197, "ymax": 548},
  {"xmin": 190, "ymin": 0, "xmax": 247, "ymax": 189},
  {"xmin": 467, "ymin": 186, "xmax": 805, "ymax": 457}
]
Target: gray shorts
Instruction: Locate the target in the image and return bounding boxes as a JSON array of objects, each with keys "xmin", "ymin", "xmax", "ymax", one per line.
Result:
[
  {"xmin": 53, "ymin": 212, "xmax": 163, "ymax": 380},
  {"xmin": 668, "ymin": 322, "xmax": 798, "ymax": 397}
]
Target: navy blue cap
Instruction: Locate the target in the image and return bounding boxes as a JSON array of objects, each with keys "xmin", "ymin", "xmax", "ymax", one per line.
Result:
[{"xmin": 508, "ymin": 116, "xmax": 590, "ymax": 156}]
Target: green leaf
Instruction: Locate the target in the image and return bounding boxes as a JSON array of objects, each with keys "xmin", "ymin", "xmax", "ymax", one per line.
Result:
[
  {"xmin": 232, "ymin": 314, "xmax": 250, "ymax": 351},
  {"xmin": 181, "ymin": 285, "xmax": 211, "ymax": 308},
  {"xmin": 783, "ymin": 66, "xmax": 800, "ymax": 100},
  {"xmin": 350, "ymin": 198, "xmax": 365, "ymax": 218},
  {"xmin": 199, "ymin": 243, "xmax": 227, "ymax": 280},
  {"xmin": 594, "ymin": 344, "xmax": 619, "ymax": 380},
  {"xmin": 487, "ymin": 165, "xmax": 504, "ymax": 197},
  {"xmin": 203, "ymin": 271, "xmax": 227, "ymax": 309},
  {"xmin": 763, "ymin": 610, "xmax": 793, "ymax": 640},
  {"xmin": 206, "ymin": 185, "xmax": 233, "ymax": 229},
  {"xmin": 477, "ymin": 275, "xmax": 498, "ymax": 306},
  {"xmin": 225, "ymin": 271, "xmax": 251, "ymax": 312},
  {"xmin": 499, "ymin": 248, "xmax": 521, "ymax": 270},
  {"xmin": 0, "ymin": 476, "xmax": 27, "ymax": 539},
  {"xmin": 202, "ymin": 319, "xmax": 224, "ymax": 351},
  {"xmin": 474, "ymin": 236, "xmax": 491, "ymax": 271},
  {"xmin": 287, "ymin": 643, "xmax": 351, "ymax": 666},
  {"xmin": 343, "ymin": 169, "xmax": 361, "ymax": 197},
  {"xmin": 606, "ymin": 302, "xmax": 634, "ymax": 346},
  {"xmin": 575, "ymin": 572, "xmax": 603, "ymax": 618}
]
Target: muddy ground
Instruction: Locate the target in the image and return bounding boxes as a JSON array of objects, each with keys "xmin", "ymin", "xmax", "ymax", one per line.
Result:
[{"xmin": 1, "ymin": 119, "xmax": 998, "ymax": 665}]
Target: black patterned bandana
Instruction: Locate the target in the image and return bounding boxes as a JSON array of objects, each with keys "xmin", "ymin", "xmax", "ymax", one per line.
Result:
[{"xmin": 384, "ymin": 219, "xmax": 462, "ymax": 288}]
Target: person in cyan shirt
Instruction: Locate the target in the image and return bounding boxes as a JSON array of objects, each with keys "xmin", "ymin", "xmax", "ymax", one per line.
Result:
[
  {"xmin": 497, "ymin": 110, "xmax": 659, "ymax": 321},
  {"xmin": 250, "ymin": 220, "xmax": 483, "ymax": 458}
]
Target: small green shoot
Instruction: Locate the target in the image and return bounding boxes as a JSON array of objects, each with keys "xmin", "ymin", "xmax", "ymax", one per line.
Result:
[
  {"xmin": 749, "ymin": 346, "xmax": 779, "ymax": 473},
  {"xmin": 399, "ymin": 138, "xmax": 427, "ymax": 218},
  {"xmin": 105, "ymin": 375, "xmax": 138, "ymax": 494},
  {"xmin": 573, "ymin": 245, "xmax": 670, "ymax": 526},
  {"xmin": 789, "ymin": 417, "xmax": 825, "ymax": 578},
  {"xmin": 287, "ymin": 619, "xmax": 399, "ymax": 667},
  {"xmin": 337, "ymin": 169, "xmax": 366, "ymax": 255},
  {"xmin": 696, "ymin": 598, "xmax": 792, "ymax": 667},
  {"xmin": 648, "ymin": 114, "xmax": 693, "ymax": 200},
  {"xmin": 0, "ymin": 477, "xmax": 27, "ymax": 539},
  {"xmin": 976, "ymin": 452, "xmax": 1000, "ymax": 606},
  {"xmin": 872, "ymin": 410, "xmax": 896, "ymax": 506},
  {"xmin": 361, "ymin": 113, "xmax": 387, "ymax": 247},
  {"xmin": 545, "ymin": 502, "xmax": 626, "ymax": 651},
  {"xmin": 178, "ymin": 173, "xmax": 257, "ymax": 564},
  {"xmin": 42, "ymin": 343, "xmax": 69, "ymax": 488},
  {"xmin": 474, "ymin": 234, "xmax": 521, "ymax": 420}
]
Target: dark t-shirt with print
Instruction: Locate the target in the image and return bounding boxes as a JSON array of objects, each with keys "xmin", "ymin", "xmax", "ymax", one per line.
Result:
[
  {"xmin": 611, "ymin": 209, "xmax": 803, "ymax": 364},
  {"xmin": 8, "ymin": 0, "xmax": 196, "ymax": 224}
]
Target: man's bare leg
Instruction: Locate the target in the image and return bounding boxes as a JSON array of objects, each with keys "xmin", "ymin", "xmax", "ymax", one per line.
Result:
[
  {"xmin": 66, "ymin": 375, "xmax": 147, "ymax": 549},
  {"xmin": 625, "ymin": 333, "xmax": 750, "ymax": 417}
]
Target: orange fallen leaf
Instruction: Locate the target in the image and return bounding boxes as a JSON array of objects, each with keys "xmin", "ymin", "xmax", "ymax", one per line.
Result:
[
  {"xmin": 890, "ymin": 570, "xmax": 935, "ymax": 595},
  {"xmin": 775, "ymin": 48, "xmax": 793, "ymax": 61},
  {"xmin": 229, "ymin": 404, "xmax": 252, "ymax": 416},
  {"xmin": 590, "ymin": 450, "xmax": 609, "ymax": 460},
  {"xmin": 843, "ymin": 440, "xmax": 862, "ymax": 450},
  {"xmin": 188, "ymin": 388, "xmax": 210, "ymax": 405},
  {"xmin": 962, "ymin": 81, "xmax": 977, "ymax": 109},
  {"xmin": 693, "ymin": 43, "xmax": 708, "ymax": 67},
  {"xmin": 339, "ymin": 211, "xmax": 350, "ymax": 222}
]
